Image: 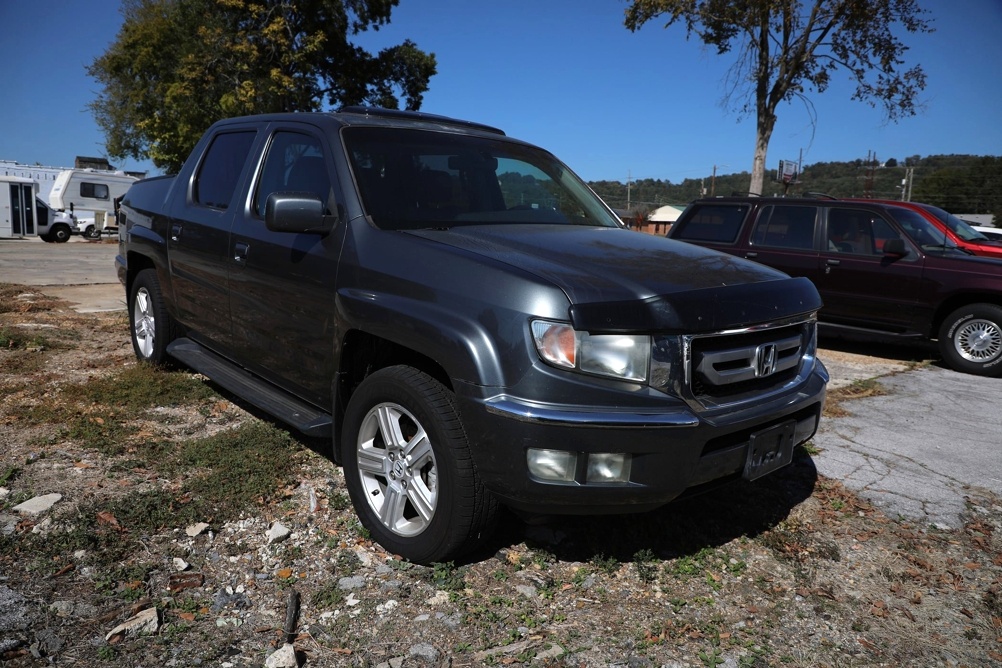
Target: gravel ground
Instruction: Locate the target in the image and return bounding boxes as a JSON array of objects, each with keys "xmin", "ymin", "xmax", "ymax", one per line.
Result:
[{"xmin": 1, "ymin": 285, "xmax": 1001, "ymax": 667}]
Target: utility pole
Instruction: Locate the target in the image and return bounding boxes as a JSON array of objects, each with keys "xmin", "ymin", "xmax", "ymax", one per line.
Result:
[
  {"xmin": 711, "ymin": 165, "xmax": 718, "ymax": 197},
  {"xmin": 626, "ymin": 170, "xmax": 632, "ymax": 212},
  {"xmin": 898, "ymin": 167, "xmax": 915, "ymax": 201},
  {"xmin": 864, "ymin": 150, "xmax": 877, "ymax": 198}
]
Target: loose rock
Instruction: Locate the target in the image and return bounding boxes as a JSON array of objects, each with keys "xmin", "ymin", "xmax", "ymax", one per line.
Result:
[
  {"xmin": 12, "ymin": 493, "xmax": 62, "ymax": 515},
  {"xmin": 105, "ymin": 608, "xmax": 159, "ymax": 641}
]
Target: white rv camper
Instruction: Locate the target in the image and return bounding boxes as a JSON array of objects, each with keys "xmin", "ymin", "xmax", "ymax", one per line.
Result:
[
  {"xmin": 1, "ymin": 175, "xmax": 78, "ymax": 241},
  {"xmin": 49, "ymin": 168, "xmax": 138, "ymax": 236},
  {"xmin": 1, "ymin": 175, "xmax": 39, "ymax": 239}
]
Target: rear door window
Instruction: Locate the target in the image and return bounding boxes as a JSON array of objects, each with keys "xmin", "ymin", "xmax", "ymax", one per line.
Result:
[
  {"xmin": 750, "ymin": 205, "xmax": 818, "ymax": 249},
  {"xmin": 193, "ymin": 131, "xmax": 256, "ymax": 209},
  {"xmin": 673, "ymin": 204, "xmax": 749, "ymax": 243}
]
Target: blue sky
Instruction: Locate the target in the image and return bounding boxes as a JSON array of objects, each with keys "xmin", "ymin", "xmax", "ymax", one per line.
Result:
[{"xmin": 1, "ymin": 0, "xmax": 999, "ymax": 184}]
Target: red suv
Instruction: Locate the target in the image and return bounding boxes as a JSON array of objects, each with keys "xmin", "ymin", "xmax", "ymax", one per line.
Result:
[
  {"xmin": 667, "ymin": 196, "xmax": 1002, "ymax": 377},
  {"xmin": 852, "ymin": 200, "xmax": 1002, "ymax": 259}
]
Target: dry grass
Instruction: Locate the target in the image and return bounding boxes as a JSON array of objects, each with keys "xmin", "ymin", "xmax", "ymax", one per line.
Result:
[{"xmin": 1, "ymin": 284, "xmax": 1000, "ymax": 667}]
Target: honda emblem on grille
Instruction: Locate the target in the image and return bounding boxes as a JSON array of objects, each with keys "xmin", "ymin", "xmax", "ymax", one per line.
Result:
[{"xmin": 755, "ymin": 343, "xmax": 778, "ymax": 377}]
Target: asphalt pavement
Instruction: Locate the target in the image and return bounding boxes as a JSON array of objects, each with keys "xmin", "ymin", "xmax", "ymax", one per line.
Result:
[
  {"xmin": 2, "ymin": 235, "xmax": 1000, "ymax": 529},
  {"xmin": 0, "ymin": 237, "xmax": 122, "ymax": 312},
  {"xmin": 812, "ymin": 365, "xmax": 1002, "ymax": 529}
]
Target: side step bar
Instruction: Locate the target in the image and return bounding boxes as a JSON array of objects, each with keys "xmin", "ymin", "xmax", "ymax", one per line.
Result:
[{"xmin": 167, "ymin": 338, "xmax": 333, "ymax": 438}]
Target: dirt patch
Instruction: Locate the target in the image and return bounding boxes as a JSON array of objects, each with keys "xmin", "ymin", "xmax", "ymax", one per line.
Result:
[{"xmin": 2, "ymin": 283, "xmax": 1001, "ymax": 667}]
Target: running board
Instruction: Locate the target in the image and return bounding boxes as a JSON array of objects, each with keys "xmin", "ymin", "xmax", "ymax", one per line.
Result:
[{"xmin": 167, "ymin": 338, "xmax": 332, "ymax": 438}]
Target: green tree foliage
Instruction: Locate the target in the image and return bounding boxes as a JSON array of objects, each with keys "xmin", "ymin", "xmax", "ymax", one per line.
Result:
[
  {"xmin": 88, "ymin": 0, "xmax": 436, "ymax": 172},
  {"xmin": 624, "ymin": 0, "xmax": 932, "ymax": 196},
  {"xmin": 911, "ymin": 156, "xmax": 1002, "ymax": 222}
]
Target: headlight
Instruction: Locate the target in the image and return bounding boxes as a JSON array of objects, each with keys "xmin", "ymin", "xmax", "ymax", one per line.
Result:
[{"xmin": 531, "ymin": 319, "xmax": 650, "ymax": 382}]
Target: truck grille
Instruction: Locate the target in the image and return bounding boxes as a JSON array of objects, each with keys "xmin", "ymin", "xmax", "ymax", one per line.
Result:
[{"xmin": 651, "ymin": 317, "xmax": 818, "ymax": 411}]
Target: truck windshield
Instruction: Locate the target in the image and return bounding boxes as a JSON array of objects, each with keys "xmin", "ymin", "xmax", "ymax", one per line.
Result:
[{"xmin": 343, "ymin": 127, "xmax": 621, "ymax": 231}]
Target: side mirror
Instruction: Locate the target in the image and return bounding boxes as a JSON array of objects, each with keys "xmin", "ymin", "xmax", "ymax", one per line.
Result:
[
  {"xmin": 882, "ymin": 238, "xmax": 909, "ymax": 257},
  {"xmin": 265, "ymin": 192, "xmax": 331, "ymax": 234}
]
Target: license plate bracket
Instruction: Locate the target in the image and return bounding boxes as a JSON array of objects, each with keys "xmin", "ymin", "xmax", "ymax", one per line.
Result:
[{"xmin": 743, "ymin": 421, "xmax": 796, "ymax": 481}]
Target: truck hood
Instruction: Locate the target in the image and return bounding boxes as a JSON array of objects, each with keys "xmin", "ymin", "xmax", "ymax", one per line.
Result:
[{"xmin": 407, "ymin": 225, "xmax": 822, "ymax": 332}]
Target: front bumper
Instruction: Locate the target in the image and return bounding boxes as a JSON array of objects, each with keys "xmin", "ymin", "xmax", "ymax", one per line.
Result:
[{"xmin": 455, "ymin": 361, "xmax": 827, "ymax": 515}]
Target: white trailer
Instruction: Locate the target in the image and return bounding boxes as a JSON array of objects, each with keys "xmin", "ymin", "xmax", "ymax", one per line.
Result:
[
  {"xmin": 1, "ymin": 175, "xmax": 79, "ymax": 242},
  {"xmin": 1, "ymin": 175, "xmax": 39, "ymax": 239},
  {"xmin": 49, "ymin": 168, "xmax": 138, "ymax": 236}
]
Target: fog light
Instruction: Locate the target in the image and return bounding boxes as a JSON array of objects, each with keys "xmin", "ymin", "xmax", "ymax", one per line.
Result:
[
  {"xmin": 527, "ymin": 448, "xmax": 577, "ymax": 482},
  {"xmin": 586, "ymin": 453, "xmax": 632, "ymax": 483}
]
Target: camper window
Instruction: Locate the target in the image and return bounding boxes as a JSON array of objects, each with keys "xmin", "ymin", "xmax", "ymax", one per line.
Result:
[{"xmin": 81, "ymin": 182, "xmax": 110, "ymax": 200}]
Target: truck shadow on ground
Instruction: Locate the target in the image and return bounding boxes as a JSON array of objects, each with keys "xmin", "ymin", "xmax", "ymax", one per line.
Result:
[
  {"xmin": 205, "ymin": 380, "xmax": 818, "ymax": 569},
  {"xmin": 476, "ymin": 447, "xmax": 818, "ymax": 567}
]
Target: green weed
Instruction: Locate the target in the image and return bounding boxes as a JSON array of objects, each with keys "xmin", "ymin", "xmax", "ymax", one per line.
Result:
[
  {"xmin": 73, "ymin": 364, "xmax": 216, "ymax": 409},
  {"xmin": 590, "ymin": 553, "xmax": 620, "ymax": 575},
  {"xmin": 429, "ymin": 561, "xmax": 467, "ymax": 591}
]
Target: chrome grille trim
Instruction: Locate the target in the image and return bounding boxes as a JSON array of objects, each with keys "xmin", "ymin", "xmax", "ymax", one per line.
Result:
[
  {"xmin": 695, "ymin": 334, "xmax": 802, "ymax": 384},
  {"xmin": 651, "ymin": 314, "xmax": 819, "ymax": 413}
]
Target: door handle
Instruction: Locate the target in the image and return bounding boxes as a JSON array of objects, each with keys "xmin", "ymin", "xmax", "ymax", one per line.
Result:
[
  {"xmin": 234, "ymin": 242, "xmax": 250, "ymax": 263},
  {"xmin": 745, "ymin": 252, "xmax": 758, "ymax": 259},
  {"xmin": 170, "ymin": 223, "xmax": 182, "ymax": 243},
  {"xmin": 825, "ymin": 258, "xmax": 840, "ymax": 274}
]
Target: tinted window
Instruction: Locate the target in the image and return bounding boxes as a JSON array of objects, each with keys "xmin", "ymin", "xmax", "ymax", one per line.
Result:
[
  {"xmin": 886, "ymin": 207, "xmax": 955, "ymax": 248},
  {"xmin": 80, "ymin": 182, "xmax": 110, "ymax": 200},
  {"xmin": 254, "ymin": 131, "xmax": 331, "ymax": 217},
  {"xmin": 194, "ymin": 131, "xmax": 256, "ymax": 209},
  {"xmin": 344, "ymin": 127, "xmax": 620, "ymax": 230},
  {"xmin": 674, "ymin": 204, "xmax": 748, "ymax": 243},
  {"xmin": 751, "ymin": 205, "xmax": 817, "ymax": 249},
  {"xmin": 920, "ymin": 204, "xmax": 987, "ymax": 242},
  {"xmin": 827, "ymin": 208, "xmax": 902, "ymax": 255}
]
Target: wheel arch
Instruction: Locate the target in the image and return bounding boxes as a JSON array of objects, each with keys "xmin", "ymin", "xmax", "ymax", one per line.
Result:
[
  {"xmin": 333, "ymin": 329, "xmax": 455, "ymax": 462},
  {"xmin": 931, "ymin": 294, "xmax": 1002, "ymax": 339}
]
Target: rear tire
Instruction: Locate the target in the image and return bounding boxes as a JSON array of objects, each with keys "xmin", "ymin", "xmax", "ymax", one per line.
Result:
[
  {"xmin": 341, "ymin": 366, "xmax": 498, "ymax": 564},
  {"xmin": 938, "ymin": 304, "xmax": 1002, "ymax": 377},
  {"xmin": 129, "ymin": 269, "xmax": 177, "ymax": 365},
  {"xmin": 83, "ymin": 226, "xmax": 101, "ymax": 239}
]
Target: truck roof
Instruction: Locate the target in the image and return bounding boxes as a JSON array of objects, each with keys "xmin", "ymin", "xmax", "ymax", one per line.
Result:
[{"xmin": 209, "ymin": 107, "xmax": 507, "ymax": 139}]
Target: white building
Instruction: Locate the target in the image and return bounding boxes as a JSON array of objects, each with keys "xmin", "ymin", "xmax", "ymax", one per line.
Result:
[
  {"xmin": 649, "ymin": 205, "xmax": 684, "ymax": 223},
  {"xmin": 0, "ymin": 160, "xmax": 67, "ymax": 202}
]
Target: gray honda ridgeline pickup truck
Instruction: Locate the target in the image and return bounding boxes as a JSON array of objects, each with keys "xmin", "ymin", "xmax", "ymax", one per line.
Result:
[{"xmin": 116, "ymin": 108, "xmax": 828, "ymax": 562}]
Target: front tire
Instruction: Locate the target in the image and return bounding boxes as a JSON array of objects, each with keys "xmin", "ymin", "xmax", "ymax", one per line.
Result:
[
  {"xmin": 938, "ymin": 304, "xmax": 1002, "ymax": 377},
  {"xmin": 341, "ymin": 366, "xmax": 498, "ymax": 563},
  {"xmin": 83, "ymin": 225, "xmax": 101, "ymax": 239},
  {"xmin": 50, "ymin": 224, "xmax": 71, "ymax": 243},
  {"xmin": 129, "ymin": 269, "xmax": 177, "ymax": 365}
]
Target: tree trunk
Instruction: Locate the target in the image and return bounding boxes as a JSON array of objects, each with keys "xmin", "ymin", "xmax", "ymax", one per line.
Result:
[{"xmin": 749, "ymin": 112, "xmax": 776, "ymax": 196}]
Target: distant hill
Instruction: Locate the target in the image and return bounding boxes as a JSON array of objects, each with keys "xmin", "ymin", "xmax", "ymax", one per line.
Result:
[{"xmin": 589, "ymin": 154, "xmax": 1002, "ymax": 224}]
